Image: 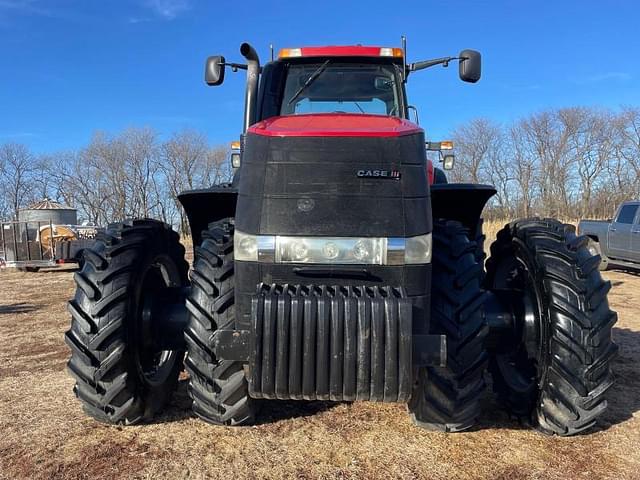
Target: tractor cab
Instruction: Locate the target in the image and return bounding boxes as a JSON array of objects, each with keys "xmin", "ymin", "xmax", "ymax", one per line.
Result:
[
  {"xmin": 258, "ymin": 46, "xmax": 408, "ymax": 120},
  {"xmin": 207, "ymin": 43, "xmax": 479, "ymax": 129},
  {"xmin": 216, "ymin": 45, "xmax": 461, "ymax": 181},
  {"xmin": 215, "ymin": 45, "xmax": 464, "ymax": 185}
]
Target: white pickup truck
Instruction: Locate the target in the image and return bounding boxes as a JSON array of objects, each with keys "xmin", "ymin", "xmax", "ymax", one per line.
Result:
[{"xmin": 578, "ymin": 200, "xmax": 640, "ymax": 270}]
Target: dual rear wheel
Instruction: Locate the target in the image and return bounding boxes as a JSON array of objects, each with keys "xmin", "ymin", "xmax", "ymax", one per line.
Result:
[
  {"xmin": 64, "ymin": 219, "xmax": 188, "ymax": 424},
  {"xmin": 411, "ymin": 218, "xmax": 617, "ymax": 435},
  {"xmin": 484, "ymin": 219, "xmax": 617, "ymax": 435},
  {"xmin": 64, "ymin": 218, "xmax": 256, "ymax": 426}
]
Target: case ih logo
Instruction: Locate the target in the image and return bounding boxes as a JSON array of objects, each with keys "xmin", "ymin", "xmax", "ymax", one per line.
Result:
[{"xmin": 357, "ymin": 169, "xmax": 401, "ymax": 179}]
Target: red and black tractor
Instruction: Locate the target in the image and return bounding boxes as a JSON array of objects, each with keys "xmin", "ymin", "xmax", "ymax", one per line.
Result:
[{"xmin": 65, "ymin": 40, "xmax": 617, "ymax": 436}]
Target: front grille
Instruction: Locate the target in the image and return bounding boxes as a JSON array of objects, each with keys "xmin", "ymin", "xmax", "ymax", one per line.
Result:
[{"xmin": 248, "ymin": 284, "xmax": 413, "ymax": 402}]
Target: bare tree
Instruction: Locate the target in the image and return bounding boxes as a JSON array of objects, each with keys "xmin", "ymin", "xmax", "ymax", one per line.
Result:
[
  {"xmin": 450, "ymin": 118, "xmax": 501, "ymax": 184},
  {"xmin": 521, "ymin": 109, "xmax": 580, "ymax": 218},
  {"xmin": 613, "ymin": 106, "xmax": 640, "ymax": 199},
  {"xmin": 203, "ymin": 146, "xmax": 232, "ymax": 186},
  {"xmin": 509, "ymin": 122, "xmax": 537, "ymax": 218},
  {"xmin": 122, "ymin": 127, "xmax": 161, "ymax": 218},
  {"xmin": 570, "ymin": 109, "xmax": 612, "ymax": 217},
  {"xmin": 485, "ymin": 142, "xmax": 514, "ymax": 217},
  {"xmin": 161, "ymin": 130, "xmax": 209, "ymax": 233},
  {"xmin": 0, "ymin": 143, "xmax": 35, "ymax": 220}
]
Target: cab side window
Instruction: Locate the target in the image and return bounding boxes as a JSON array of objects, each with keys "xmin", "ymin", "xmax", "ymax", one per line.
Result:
[{"xmin": 616, "ymin": 204, "xmax": 639, "ymax": 224}]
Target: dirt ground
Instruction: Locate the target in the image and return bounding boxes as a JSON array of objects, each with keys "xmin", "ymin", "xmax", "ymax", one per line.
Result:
[{"xmin": 0, "ymin": 265, "xmax": 639, "ymax": 480}]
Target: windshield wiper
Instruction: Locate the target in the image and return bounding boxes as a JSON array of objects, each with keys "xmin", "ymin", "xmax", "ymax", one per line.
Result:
[{"xmin": 287, "ymin": 60, "xmax": 331, "ymax": 106}]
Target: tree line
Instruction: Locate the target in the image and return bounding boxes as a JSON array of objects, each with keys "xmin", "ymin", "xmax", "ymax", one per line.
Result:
[
  {"xmin": 446, "ymin": 106, "xmax": 640, "ymax": 220},
  {"xmin": 2, "ymin": 106, "xmax": 639, "ymax": 233},
  {"xmin": 0, "ymin": 128, "xmax": 232, "ymax": 234}
]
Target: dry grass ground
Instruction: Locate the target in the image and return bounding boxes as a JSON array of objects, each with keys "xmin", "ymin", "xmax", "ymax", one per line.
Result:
[{"xmin": 0, "ymin": 259, "xmax": 639, "ymax": 479}]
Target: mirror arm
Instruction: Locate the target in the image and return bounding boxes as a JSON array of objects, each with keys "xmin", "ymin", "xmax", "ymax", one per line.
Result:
[
  {"xmin": 221, "ymin": 62, "xmax": 264, "ymax": 74},
  {"xmin": 222, "ymin": 62, "xmax": 248, "ymax": 72},
  {"xmin": 408, "ymin": 56, "xmax": 459, "ymax": 73}
]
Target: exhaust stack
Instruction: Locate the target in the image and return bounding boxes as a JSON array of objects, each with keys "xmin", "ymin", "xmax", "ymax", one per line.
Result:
[{"xmin": 240, "ymin": 43, "xmax": 260, "ymax": 133}]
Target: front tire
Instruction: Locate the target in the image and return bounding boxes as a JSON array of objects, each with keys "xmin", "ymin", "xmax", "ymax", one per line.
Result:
[
  {"xmin": 183, "ymin": 219, "xmax": 257, "ymax": 425},
  {"xmin": 65, "ymin": 219, "xmax": 189, "ymax": 424},
  {"xmin": 485, "ymin": 219, "xmax": 618, "ymax": 436},
  {"xmin": 409, "ymin": 220, "xmax": 488, "ymax": 432}
]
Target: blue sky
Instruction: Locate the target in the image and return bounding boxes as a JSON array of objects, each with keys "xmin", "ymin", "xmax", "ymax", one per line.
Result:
[{"xmin": 1, "ymin": 0, "xmax": 638, "ymax": 153}]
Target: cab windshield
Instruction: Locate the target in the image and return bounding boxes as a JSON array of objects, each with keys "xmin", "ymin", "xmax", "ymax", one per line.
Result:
[{"xmin": 280, "ymin": 62, "xmax": 402, "ymax": 116}]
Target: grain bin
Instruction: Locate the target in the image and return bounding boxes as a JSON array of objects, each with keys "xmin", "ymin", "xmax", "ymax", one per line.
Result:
[{"xmin": 18, "ymin": 199, "xmax": 78, "ymax": 225}]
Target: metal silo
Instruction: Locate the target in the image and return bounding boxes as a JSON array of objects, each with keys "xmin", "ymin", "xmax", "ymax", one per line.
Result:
[{"xmin": 18, "ymin": 199, "xmax": 78, "ymax": 225}]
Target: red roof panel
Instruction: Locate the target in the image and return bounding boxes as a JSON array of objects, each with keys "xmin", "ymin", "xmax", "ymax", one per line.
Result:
[{"xmin": 248, "ymin": 114, "xmax": 422, "ymax": 138}]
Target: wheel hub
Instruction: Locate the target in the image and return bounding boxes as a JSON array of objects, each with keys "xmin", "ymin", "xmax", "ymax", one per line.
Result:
[
  {"xmin": 135, "ymin": 259, "xmax": 184, "ymax": 386},
  {"xmin": 521, "ymin": 290, "xmax": 540, "ymax": 361},
  {"xmin": 485, "ymin": 248, "xmax": 546, "ymax": 395}
]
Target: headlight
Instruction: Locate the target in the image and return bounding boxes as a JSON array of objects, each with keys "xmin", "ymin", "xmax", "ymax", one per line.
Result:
[
  {"xmin": 235, "ymin": 230, "xmax": 258, "ymax": 261},
  {"xmin": 405, "ymin": 233, "xmax": 432, "ymax": 264},
  {"xmin": 277, "ymin": 236, "xmax": 386, "ymax": 264},
  {"xmin": 234, "ymin": 231, "xmax": 431, "ymax": 265},
  {"xmin": 235, "ymin": 230, "xmax": 275, "ymax": 262}
]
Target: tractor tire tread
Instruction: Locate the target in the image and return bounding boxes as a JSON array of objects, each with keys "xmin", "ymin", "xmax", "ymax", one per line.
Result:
[
  {"xmin": 65, "ymin": 219, "xmax": 188, "ymax": 425},
  {"xmin": 184, "ymin": 219, "xmax": 256, "ymax": 426},
  {"xmin": 409, "ymin": 220, "xmax": 487, "ymax": 432},
  {"xmin": 485, "ymin": 218, "xmax": 617, "ymax": 436}
]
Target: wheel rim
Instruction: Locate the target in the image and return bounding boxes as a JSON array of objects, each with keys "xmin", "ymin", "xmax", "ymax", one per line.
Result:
[
  {"xmin": 489, "ymin": 243, "xmax": 546, "ymax": 396},
  {"xmin": 135, "ymin": 255, "xmax": 181, "ymax": 386}
]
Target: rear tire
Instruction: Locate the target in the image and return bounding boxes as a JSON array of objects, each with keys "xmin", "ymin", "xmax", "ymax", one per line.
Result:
[
  {"xmin": 184, "ymin": 219, "xmax": 257, "ymax": 425},
  {"xmin": 409, "ymin": 220, "xmax": 488, "ymax": 432},
  {"xmin": 485, "ymin": 219, "xmax": 618, "ymax": 436},
  {"xmin": 65, "ymin": 219, "xmax": 188, "ymax": 424}
]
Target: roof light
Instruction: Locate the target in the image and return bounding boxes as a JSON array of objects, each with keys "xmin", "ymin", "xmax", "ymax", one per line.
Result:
[
  {"xmin": 278, "ymin": 48, "xmax": 302, "ymax": 58},
  {"xmin": 426, "ymin": 141, "xmax": 454, "ymax": 151},
  {"xmin": 380, "ymin": 47, "xmax": 403, "ymax": 58},
  {"xmin": 278, "ymin": 46, "xmax": 404, "ymax": 59}
]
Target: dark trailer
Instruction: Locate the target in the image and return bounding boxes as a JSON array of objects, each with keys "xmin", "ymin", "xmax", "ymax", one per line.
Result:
[{"xmin": 1, "ymin": 201, "xmax": 98, "ymax": 271}]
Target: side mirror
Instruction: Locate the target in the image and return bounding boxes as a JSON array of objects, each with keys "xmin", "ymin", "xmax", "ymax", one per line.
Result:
[
  {"xmin": 205, "ymin": 55, "xmax": 226, "ymax": 86},
  {"xmin": 458, "ymin": 49, "xmax": 481, "ymax": 83},
  {"xmin": 443, "ymin": 153, "xmax": 455, "ymax": 170}
]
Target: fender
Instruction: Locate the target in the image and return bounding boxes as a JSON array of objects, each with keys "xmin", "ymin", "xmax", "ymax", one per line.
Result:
[
  {"xmin": 178, "ymin": 187, "xmax": 237, "ymax": 248},
  {"xmin": 430, "ymin": 183, "xmax": 496, "ymax": 232}
]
